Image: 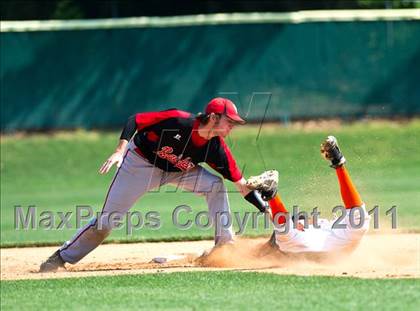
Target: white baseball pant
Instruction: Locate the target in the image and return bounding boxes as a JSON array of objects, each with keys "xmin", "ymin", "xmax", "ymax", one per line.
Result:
[{"xmin": 274, "ymin": 205, "xmax": 370, "ymax": 254}]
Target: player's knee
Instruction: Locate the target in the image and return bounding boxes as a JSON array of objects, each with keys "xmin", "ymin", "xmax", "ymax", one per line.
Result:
[
  {"xmin": 346, "ymin": 205, "xmax": 370, "ymax": 232},
  {"xmin": 208, "ymin": 175, "xmax": 226, "ymax": 195},
  {"xmin": 194, "ymin": 173, "xmax": 225, "ymax": 196}
]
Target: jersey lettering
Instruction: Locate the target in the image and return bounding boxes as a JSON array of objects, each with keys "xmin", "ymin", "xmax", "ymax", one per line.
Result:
[{"xmin": 155, "ymin": 146, "xmax": 195, "ymax": 171}]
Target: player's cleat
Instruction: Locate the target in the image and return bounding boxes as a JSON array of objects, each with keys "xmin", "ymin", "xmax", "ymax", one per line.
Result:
[
  {"xmin": 257, "ymin": 232, "xmax": 285, "ymax": 257},
  {"xmin": 246, "ymin": 170, "xmax": 279, "ymax": 200},
  {"xmin": 39, "ymin": 250, "xmax": 65, "ymax": 272},
  {"xmin": 320, "ymin": 136, "xmax": 346, "ymax": 168},
  {"xmin": 268, "ymin": 232, "xmax": 279, "ymax": 248}
]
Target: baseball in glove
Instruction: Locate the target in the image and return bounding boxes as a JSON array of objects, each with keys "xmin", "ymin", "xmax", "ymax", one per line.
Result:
[{"xmin": 246, "ymin": 170, "xmax": 279, "ymax": 201}]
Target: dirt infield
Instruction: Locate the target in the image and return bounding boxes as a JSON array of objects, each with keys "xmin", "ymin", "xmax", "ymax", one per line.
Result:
[{"xmin": 1, "ymin": 233, "xmax": 419, "ymax": 281}]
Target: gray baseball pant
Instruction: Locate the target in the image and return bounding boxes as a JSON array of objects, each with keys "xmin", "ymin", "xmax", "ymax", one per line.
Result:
[{"xmin": 60, "ymin": 144, "xmax": 234, "ymax": 264}]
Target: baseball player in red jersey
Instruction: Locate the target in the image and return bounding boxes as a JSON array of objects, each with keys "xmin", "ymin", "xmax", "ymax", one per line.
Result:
[
  {"xmin": 40, "ymin": 98, "xmax": 269, "ymax": 272},
  {"xmin": 247, "ymin": 136, "xmax": 370, "ymax": 255}
]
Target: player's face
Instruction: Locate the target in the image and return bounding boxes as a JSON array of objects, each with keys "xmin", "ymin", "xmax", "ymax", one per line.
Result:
[{"xmin": 213, "ymin": 115, "xmax": 238, "ymax": 137}]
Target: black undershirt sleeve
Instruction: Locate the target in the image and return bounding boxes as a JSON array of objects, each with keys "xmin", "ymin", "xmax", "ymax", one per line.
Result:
[
  {"xmin": 119, "ymin": 115, "xmax": 137, "ymax": 141},
  {"xmin": 244, "ymin": 190, "xmax": 269, "ymax": 213}
]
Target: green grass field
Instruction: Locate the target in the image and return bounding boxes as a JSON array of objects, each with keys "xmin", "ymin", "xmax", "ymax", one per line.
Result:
[
  {"xmin": 1, "ymin": 120, "xmax": 420, "ymax": 246},
  {"xmin": 1, "ymin": 272, "xmax": 419, "ymax": 310}
]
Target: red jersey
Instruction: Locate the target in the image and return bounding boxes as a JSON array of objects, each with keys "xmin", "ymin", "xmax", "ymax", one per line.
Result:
[{"xmin": 131, "ymin": 109, "xmax": 242, "ymax": 182}]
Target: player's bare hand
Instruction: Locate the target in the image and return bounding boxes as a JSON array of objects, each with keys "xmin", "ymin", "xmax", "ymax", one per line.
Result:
[{"xmin": 99, "ymin": 151, "xmax": 124, "ymax": 174}]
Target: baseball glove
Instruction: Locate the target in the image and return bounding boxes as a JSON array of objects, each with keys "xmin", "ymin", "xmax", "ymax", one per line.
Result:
[{"xmin": 246, "ymin": 170, "xmax": 279, "ymax": 200}]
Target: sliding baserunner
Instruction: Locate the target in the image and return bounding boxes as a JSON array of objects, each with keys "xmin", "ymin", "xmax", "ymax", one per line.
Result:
[{"xmin": 247, "ymin": 136, "xmax": 370, "ymax": 255}]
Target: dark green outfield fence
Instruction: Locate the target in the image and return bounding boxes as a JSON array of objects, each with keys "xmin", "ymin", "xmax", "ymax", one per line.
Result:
[{"xmin": 1, "ymin": 12, "xmax": 420, "ymax": 131}]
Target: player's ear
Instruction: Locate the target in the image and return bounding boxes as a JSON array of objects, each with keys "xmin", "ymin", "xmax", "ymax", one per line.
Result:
[{"xmin": 209, "ymin": 113, "xmax": 219, "ymax": 123}]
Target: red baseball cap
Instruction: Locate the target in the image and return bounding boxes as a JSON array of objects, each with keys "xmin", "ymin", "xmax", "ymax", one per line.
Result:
[{"xmin": 205, "ymin": 97, "xmax": 246, "ymax": 124}]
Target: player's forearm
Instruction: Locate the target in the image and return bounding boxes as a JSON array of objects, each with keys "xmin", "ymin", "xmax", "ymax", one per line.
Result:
[
  {"xmin": 244, "ymin": 190, "xmax": 268, "ymax": 213},
  {"xmin": 115, "ymin": 139, "xmax": 128, "ymax": 154},
  {"xmin": 235, "ymin": 178, "xmax": 268, "ymax": 213},
  {"xmin": 234, "ymin": 178, "xmax": 251, "ymax": 196}
]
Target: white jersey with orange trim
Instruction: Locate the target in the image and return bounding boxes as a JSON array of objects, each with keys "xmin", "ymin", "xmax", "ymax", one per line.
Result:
[{"xmin": 274, "ymin": 204, "xmax": 370, "ymax": 254}]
